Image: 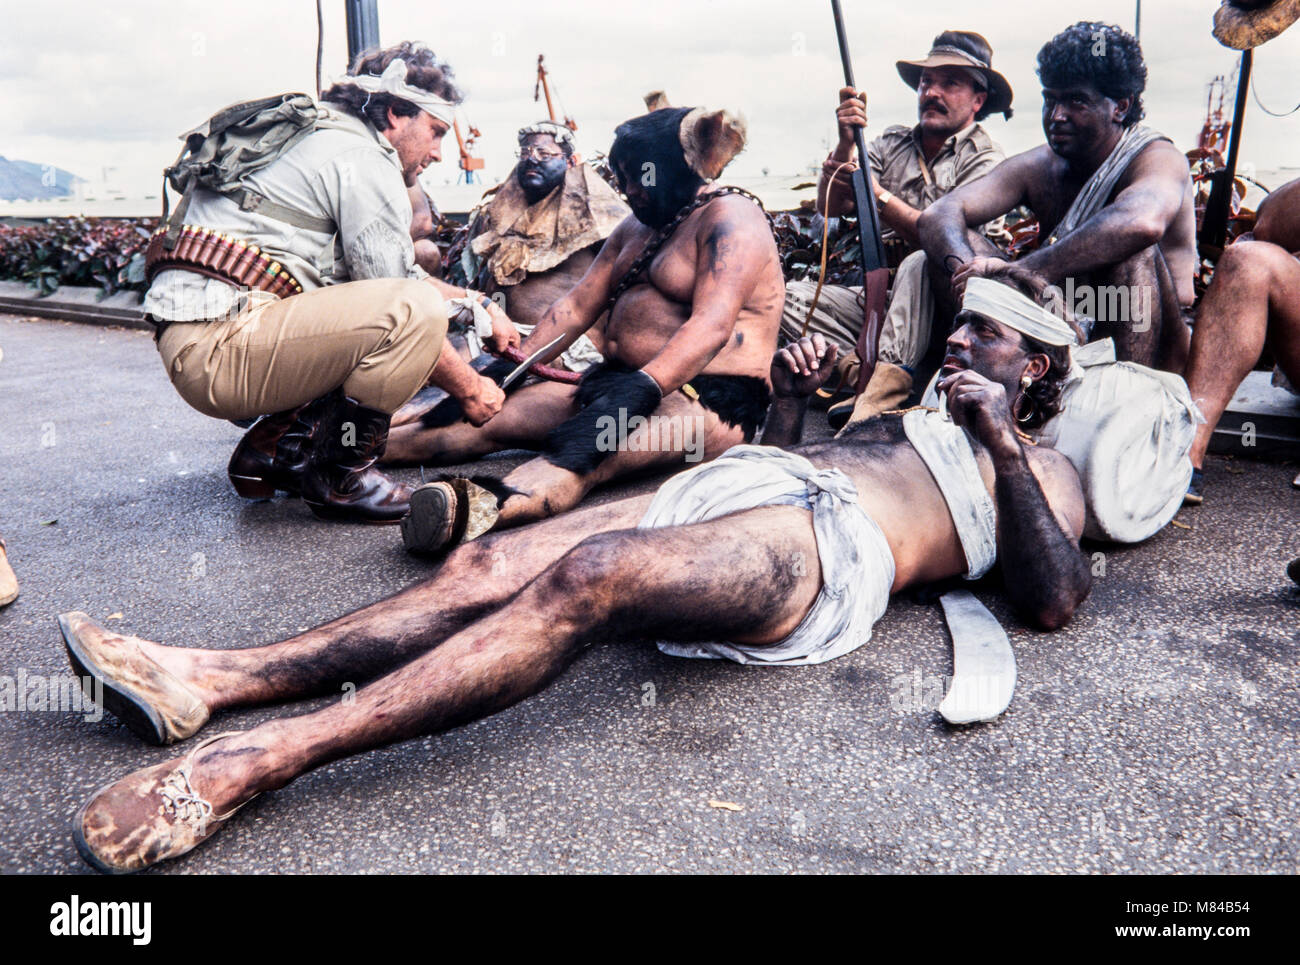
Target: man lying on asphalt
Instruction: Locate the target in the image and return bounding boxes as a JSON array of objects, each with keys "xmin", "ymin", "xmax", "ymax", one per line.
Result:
[{"xmin": 59, "ymin": 269, "xmax": 1092, "ymax": 873}]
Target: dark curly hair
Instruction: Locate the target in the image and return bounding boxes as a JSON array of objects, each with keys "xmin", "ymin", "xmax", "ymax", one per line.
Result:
[
  {"xmin": 321, "ymin": 41, "xmax": 463, "ymax": 130},
  {"xmin": 979, "ymin": 264, "xmax": 1081, "ymax": 431},
  {"xmin": 1036, "ymin": 21, "xmax": 1146, "ymax": 128}
]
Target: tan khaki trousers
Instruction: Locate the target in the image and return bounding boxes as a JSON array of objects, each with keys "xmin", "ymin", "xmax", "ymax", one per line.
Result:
[
  {"xmin": 156, "ymin": 277, "xmax": 448, "ymax": 420},
  {"xmin": 780, "ymin": 250, "xmax": 936, "ymax": 370}
]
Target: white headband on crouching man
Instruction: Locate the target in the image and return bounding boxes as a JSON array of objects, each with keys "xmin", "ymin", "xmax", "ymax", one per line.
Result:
[
  {"xmin": 346, "ymin": 58, "xmax": 457, "ymax": 126},
  {"xmin": 961, "ymin": 277, "xmax": 1079, "ymax": 348}
]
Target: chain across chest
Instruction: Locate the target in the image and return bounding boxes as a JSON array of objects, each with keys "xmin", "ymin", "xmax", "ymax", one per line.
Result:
[{"xmin": 603, "ymin": 186, "xmax": 776, "ymax": 318}]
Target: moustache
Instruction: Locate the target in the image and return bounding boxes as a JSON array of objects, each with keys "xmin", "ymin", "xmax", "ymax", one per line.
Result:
[{"xmin": 922, "ymin": 101, "xmax": 948, "ymax": 114}]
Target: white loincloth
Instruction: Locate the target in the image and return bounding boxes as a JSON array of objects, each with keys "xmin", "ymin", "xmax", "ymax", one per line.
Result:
[
  {"xmin": 1036, "ymin": 340, "xmax": 1201, "ymax": 541},
  {"xmin": 637, "ymin": 445, "xmax": 895, "ymax": 666}
]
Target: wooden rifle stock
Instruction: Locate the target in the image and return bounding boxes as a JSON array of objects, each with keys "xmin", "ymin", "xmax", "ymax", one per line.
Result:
[{"xmin": 830, "ymin": 0, "xmax": 891, "ymax": 393}]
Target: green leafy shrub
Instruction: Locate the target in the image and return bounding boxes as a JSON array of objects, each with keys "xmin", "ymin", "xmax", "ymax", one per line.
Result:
[{"xmin": 0, "ymin": 217, "xmax": 156, "ymax": 297}]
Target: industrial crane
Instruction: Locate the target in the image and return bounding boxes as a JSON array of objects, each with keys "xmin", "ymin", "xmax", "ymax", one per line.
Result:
[{"xmin": 535, "ymin": 54, "xmax": 578, "ymax": 132}]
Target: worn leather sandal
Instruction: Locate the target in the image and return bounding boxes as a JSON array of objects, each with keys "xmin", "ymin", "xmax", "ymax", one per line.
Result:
[
  {"xmin": 74, "ymin": 731, "xmax": 257, "ymax": 874},
  {"xmin": 0, "ymin": 538, "xmax": 16, "ymax": 608},
  {"xmin": 59, "ymin": 611, "xmax": 209, "ymax": 745},
  {"xmin": 400, "ymin": 477, "xmax": 500, "ymax": 556}
]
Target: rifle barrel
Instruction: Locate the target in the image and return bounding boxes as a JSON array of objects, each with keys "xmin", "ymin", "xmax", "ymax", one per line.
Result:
[
  {"xmin": 831, "ymin": 0, "xmax": 856, "ymax": 88},
  {"xmin": 829, "ymin": 0, "xmax": 887, "ymax": 270}
]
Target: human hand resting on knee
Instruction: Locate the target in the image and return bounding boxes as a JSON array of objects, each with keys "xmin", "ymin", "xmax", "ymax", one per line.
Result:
[{"xmin": 949, "ymin": 256, "xmax": 1008, "ymax": 302}]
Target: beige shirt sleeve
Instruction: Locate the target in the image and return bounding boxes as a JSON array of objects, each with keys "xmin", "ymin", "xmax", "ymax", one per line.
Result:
[
  {"xmin": 314, "ymin": 146, "xmax": 427, "ymax": 282},
  {"xmin": 950, "ymin": 128, "xmax": 1008, "ymax": 242}
]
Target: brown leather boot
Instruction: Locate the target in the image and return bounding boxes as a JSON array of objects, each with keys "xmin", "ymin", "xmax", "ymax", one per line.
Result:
[
  {"xmin": 227, "ymin": 394, "xmax": 331, "ymax": 499},
  {"xmin": 827, "ymin": 361, "xmax": 914, "ymax": 432},
  {"xmin": 301, "ymin": 396, "xmax": 412, "ymax": 524}
]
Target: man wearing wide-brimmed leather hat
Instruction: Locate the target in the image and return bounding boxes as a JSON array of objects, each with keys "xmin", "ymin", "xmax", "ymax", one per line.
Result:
[
  {"xmin": 783, "ymin": 30, "xmax": 1015, "ymax": 427},
  {"xmin": 1212, "ymin": 0, "xmax": 1300, "ymax": 50}
]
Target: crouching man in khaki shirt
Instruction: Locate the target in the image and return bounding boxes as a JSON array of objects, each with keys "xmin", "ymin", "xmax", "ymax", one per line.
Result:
[{"xmin": 145, "ymin": 42, "xmax": 514, "ymax": 524}]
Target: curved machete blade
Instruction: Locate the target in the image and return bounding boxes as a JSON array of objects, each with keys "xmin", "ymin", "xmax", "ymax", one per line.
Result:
[{"xmin": 937, "ymin": 589, "xmax": 1017, "ymax": 725}]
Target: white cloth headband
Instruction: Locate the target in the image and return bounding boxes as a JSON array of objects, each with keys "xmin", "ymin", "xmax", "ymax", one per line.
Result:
[
  {"xmin": 518, "ymin": 122, "xmax": 574, "ymax": 149},
  {"xmin": 345, "ymin": 58, "xmax": 457, "ymax": 126},
  {"xmin": 962, "ymin": 276, "xmax": 1078, "ymax": 347}
]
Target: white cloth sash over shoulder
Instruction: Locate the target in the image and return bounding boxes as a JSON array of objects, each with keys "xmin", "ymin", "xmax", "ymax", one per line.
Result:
[
  {"xmin": 1049, "ymin": 125, "xmax": 1169, "ymax": 243},
  {"xmin": 901, "ymin": 409, "xmax": 1018, "ymax": 724},
  {"xmin": 902, "ymin": 409, "xmax": 998, "ymax": 579}
]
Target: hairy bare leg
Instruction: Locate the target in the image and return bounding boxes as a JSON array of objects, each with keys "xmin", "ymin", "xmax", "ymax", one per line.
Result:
[
  {"xmin": 141, "ymin": 494, "xmax": 654, "ymax": 711},
  {"xmin": 1086, "ymin": 245, "xmax": 1189, "ymax": 371},
  {"xmin": 156, "ymin": 507, "xmax": 824, "ymax": 813},
  {"xmin": 383, "ymin": 380, "xmax": 579, "ymax": 466},
  {"xmin": 491, "ymin": 393, "xmax": 747, "ymax": 529},
  {"xmin": 1185, "ymin": 240, "xmax": 1300, "ymax": 468}
]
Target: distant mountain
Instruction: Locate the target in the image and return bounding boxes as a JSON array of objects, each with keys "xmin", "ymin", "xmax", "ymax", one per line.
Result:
[{"xmin": 0, "ymin": 157, "xmax": 81, "ymax": 201}]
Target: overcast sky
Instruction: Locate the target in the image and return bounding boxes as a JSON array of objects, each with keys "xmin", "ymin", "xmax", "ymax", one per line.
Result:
[{"xmin": 2, "ymin": 0, "xmax": 1297, "ymax": 195}]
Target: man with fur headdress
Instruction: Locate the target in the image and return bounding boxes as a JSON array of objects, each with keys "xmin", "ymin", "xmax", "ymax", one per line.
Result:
[
  {"xmin": 385, "ymin": 106, "xmax": 785, "ymax": 555},
  {"xmin": 397, "ymin": 120, "xmax": 627, "ymax": 388},
  {"xmin": 465, "ymin": 122, "xmax": 628, "ymax": 321}
]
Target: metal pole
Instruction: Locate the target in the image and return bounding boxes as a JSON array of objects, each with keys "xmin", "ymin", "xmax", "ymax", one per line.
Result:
[
  {"xmin": 1222, "ymin": 49, "xmax": 1252, "ymax": 193},
  {"xmin": 1135, "ymin": 0, "xmax": 1141, "ymax": 42},
  {"xmin": 344, "ymin": 0, "xmax": 380, "ymax": 68},
  {"xmin": 1201, "ymin": 49, "xmax": 1253, "ymax": 251}
]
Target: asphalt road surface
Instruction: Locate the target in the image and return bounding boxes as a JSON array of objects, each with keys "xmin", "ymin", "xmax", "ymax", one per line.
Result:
[{"xmin": 0, "ymin": 314, "xmax": 1296, "ymax": 874}]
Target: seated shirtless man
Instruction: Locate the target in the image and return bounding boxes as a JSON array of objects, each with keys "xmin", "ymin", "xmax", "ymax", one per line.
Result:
[
  {"xmin": 59, "ymin": 270, "xmax": 1092, "ymax": 873},
  {"xmin": 458, "ymin": 121, "xmax": 627, "ymax": 344},
  {"xmin": 382, "ymin": 106, "xmax": 784, "ymax": 554},
  {"xmin": 918, "ymin": 21, "xmax": 1196, "ymax": 371},
  {"xmin": 1182, "ymin": 176, "xmax": 1300, "ymax": 504},
  {"xmin": 389, "ymin": 121, "xmax": 628, "ymax": 393}
]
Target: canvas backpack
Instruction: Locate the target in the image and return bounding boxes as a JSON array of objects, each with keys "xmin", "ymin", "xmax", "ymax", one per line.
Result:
[{"xmin": 158, "ymin": 92, "xmax": 335, "ymax": 249}]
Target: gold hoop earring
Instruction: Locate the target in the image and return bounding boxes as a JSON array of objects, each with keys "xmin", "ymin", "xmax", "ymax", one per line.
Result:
[{"xmin": 1014, "ymin": 374, "xmax": 1036, "ymax": 424}]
